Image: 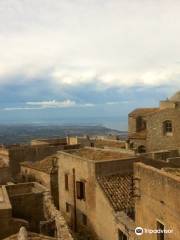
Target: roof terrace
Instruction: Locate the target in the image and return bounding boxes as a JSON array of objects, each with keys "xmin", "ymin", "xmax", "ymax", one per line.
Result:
[{"xmin": 68, "ymin": 148, "xmax": 133, "ymax": 161}]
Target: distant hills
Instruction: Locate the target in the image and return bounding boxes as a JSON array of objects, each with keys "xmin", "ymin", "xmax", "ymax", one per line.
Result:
[{"xmin": 0, "ymin": 124, "xmax": 127, "ymax": 145}]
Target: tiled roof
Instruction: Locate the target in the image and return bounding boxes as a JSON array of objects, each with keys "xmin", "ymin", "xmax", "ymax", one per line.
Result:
[
  {"xmin": 21, "ymin": 155, "xmax": 57, "ymax": 174},
  {"xmin": 97, "ymin": 174, "xmax": 134, "ymax": 212},
  {"xmin": 129, "ymin": 108, "xmax": 159, "ymax": 117}
]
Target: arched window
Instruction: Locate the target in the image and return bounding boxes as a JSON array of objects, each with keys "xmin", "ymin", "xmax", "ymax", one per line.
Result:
[
  {"xmin": 163, "ymin": 120, "xmax": 173, "ymax": 136},
  {"xmin": 137, "ymin": 145, "xmax": 146, "ymax": 153}
]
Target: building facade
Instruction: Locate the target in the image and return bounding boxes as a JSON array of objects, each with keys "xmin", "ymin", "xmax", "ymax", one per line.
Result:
[{"xmin": 128, "ymin": 91, "xmax": 180, "ymax": 153}]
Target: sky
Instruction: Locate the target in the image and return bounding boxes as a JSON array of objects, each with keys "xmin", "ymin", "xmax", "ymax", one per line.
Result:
[{"xmin": 0, "ymin": 0, "xmax": 180, "ymax": 130}]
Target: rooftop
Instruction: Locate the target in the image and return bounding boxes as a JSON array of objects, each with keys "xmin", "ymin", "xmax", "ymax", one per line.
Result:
[
  {"xmin": 97, "ymin": 174, "xmax": 134, "ymax": 212},
  {"xmin": 94, "ymin": 139, "xmax": 126, "ymax": 149},
  {"xmin": 21, "ymin": 155, "xmax": 57, "ymax": 174},
  {"xmin": 69, "ymin": 148, "xmax": 132, "ymax": 161},
  {"xmin": 129, "ymin": 108, "xmax": 159, "ymax": 117}
]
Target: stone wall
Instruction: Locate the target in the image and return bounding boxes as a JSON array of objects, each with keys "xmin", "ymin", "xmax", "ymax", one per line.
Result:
[
  {"xmin": 146, "ymin": 108, "xmax": 180, "ymax": 152},
  {"xmin": 57, "ymin": 152, "xmax": 96, "ymax": 234},
  {"xmin": 95, "ymin": 157, "xmax": 143, "ymax": 176},
  {"xmin": 43, "ymin": 191, "xmax": 73, "ymax": 240},
  {"xmin": 20, "ymin": 166, "xmax": 51, "ymax": 189},
  {"xmin": 0, "ymin": 167, "xmax": 11, "ymax": 184},
  {"xmin": 134, "ymin": 163, "xmax": 180, "ymax": 240},
  {"xmin": 6, "ymin": 183, "xmax": 45, "ymax": 233},
  {"xmin": 128, "ymin": 117, "xmax": 137, "ymax": 133}
]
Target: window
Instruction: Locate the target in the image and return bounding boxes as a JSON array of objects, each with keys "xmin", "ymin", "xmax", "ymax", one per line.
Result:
[
  {"xmin": 82, "ymin": 213, "xmax": 87, "ymax": 225},
  {"xmin": 118, "ymin": 230, "xmax": 127, "ymax": 240},
  {"xmin": 76, "ymin": 181, "xmax": 85, "ymax": 200},
  {"xmin": 137, "ymin": 145, "xmax": 146, "ymax": 153},
  {"xmin": 157, "ymin": 221, "xmax": 164, "ymax": 240},
  {"xmin": 66, "ymin": 202, "xmax": 71, "ymax": 213},
  {"xmin": 163, "ymin": 120, "xmax": 173, "ymax": 136},
  {"xmin": 65, "ymin": 174, "xmax": 69, "ymax": 191},
  {"xmin": 136, "ymin": 116, "xmax": 146, "ymax": 132}
]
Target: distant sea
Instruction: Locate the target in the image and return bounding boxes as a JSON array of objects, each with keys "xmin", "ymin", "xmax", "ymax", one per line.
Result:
[{"xmin": 0, "ymin": 116, "xmax": 128, "ymax": 131}]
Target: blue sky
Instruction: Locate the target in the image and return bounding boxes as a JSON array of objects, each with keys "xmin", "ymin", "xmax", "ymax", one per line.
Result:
[{"xmin": 0, "ymin": 0, "xmax": 180, "ymax": 129}]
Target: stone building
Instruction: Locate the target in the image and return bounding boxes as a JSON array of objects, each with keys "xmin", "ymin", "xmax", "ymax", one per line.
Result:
[
  {"xmin": 134, "ymin": 162, "xmax": 180, "ymax": 240},
  {"xmin": 57, "ymin": 147, "xmax": 144, "ymax": 239},
  {"xmin": 128, "ymin": 91, "xmax": 180, "ymax": 153},
  {"xmin": 0, "ymin": 182, "xmax": 46, "ymax": 239},
  {"xmin": 0, "ymin": 140, "xmax": 79, "ymax": 182},
  {"xmin": 0, "ymin": 182, "xmax": 73, "ymax": 240},
  {"xmin": 20, "ymin": 155, "xmax": 59, "ymax": 209}
]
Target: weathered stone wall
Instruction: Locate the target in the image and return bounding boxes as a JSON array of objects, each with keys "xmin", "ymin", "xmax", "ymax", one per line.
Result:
[
  {"xmin": 8, "ymin": 145, "xmax": 68, "ymax": 178},
  {"xmin": 134, "ymin": 163, "xmax": 180, "ymax": 240},
  {"xmin": 57, "ymin": 152, "xmax": 96, "ymax": 234},
  {"xmin": 0, "ymin": 185, "xmax": 29, "ymax": 240},
  {"xmin": 8, "ymin": 144, "xmax": 80, "ymax": 178},
  {"xmin": 128, "ymin": 117, "xmax": 137, "ymax": 133},
  {"xmin": 43, "ymin": 191, "xmax": 73, "ymax": 240},
  {"xmin": 95, "ymin": 157, "xmax": 143, "ymax": 176},
  {"xmin": 58, "ymin": 153, "xmax": 96, "ymax": 231},
  {"xmin": 6, "ymin": 183, "xmax": 45, "ymax": 233},
  {"xmin": 20, "ymin": 166, "xmax": 51, "ymax": 189},
  {"xmin": 146, "ymin": 108, "xmax": 180, "ymax": 152},
  {"xmin": 0, "ymin": 167, "xmax": 11, "ymax": 184}
]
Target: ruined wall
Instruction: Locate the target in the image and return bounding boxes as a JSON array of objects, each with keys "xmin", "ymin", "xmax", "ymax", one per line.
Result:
[
  {"xmin": 146, "ymin": 108, "xmax": 180, "ymax": 152},
  {"xmin": 6, "ymin": 183, "xmax": 45, "ymax": 233},
  {"xmin": 0, "ymin": 186, "xmax": 29, "ymax": 240},
  {"xmin": 43, "ymin": 191, "xmax": 73, "ymax": 240},
  {"xmin": 20, "ymin": 166, "xmax": 51, "ymax": 189},
  {"xmin": 0, "ymin": 168, "xmax": 11, "ymax": 185},
  {"xmin": 134, "ymin": 163, "xmax": 180, "ymax": 240}
]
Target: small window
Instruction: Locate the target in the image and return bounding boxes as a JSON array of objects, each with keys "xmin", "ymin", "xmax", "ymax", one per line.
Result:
[
  {"xmin": 65, "ymin": 174, "xmax": 69, "ymax": 191},
  {"xmin": 118, "ymin": 230, "xmax": 127, "ymax": 240},
  {"xmin": 157, "ymin": 221, "xmax": 164, "ymax": 240},
  {"xmin": 163, "ymin": 120, "xmax": 173, "ymax": 136},
  {"xmin": 137, "ymin": 145, "xmax": 146, "ymax": 153},
  {"xmin": 82, "ymin": 213, "xmax": 87, "ymax": 225},
  {"xmin": 66, "ymin": 202, "xmax": 71, "ymax": 213},
  {"xmin": 76, "ymin": 181, "xmax": 85, "ymax": 200}
]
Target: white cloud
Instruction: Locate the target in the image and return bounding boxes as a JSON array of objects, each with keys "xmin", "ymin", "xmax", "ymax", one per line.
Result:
[
  {"xmin": 26, "ymin": 100, "xmax": 76, "ymax": 108},
  {"xmin": 0, "ymin": 0, "xmax": 180, "ymax": 89},
  {"xmin": 4, "ymin": 99, "xmax": 95, "ymax": 110}
]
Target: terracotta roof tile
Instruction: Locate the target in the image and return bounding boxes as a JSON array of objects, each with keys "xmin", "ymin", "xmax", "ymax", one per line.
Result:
[{"xmin": 97, "ymin": 174, "xmax": 134, "ymax": 212}]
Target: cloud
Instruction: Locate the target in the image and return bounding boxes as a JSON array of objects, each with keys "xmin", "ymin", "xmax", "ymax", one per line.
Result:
[
  {"xmin": 3, "ymin": 99, "xmax": 94, "ymax": 110},
  {"xmin": 26, "ymin": 100, "xmax": 76, "ymax": 108},
  {"xmin": 0, "ymin": 0, "xmax": 180, "ymax": 90}
]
